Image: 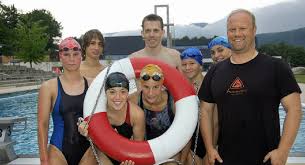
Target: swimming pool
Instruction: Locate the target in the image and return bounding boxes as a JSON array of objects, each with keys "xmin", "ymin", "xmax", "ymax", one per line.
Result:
[
  {"xmin": 0, "ymin": 90, "xmax": 52, "ymax": 155},
  {"xmin": 0, "ymin": 90, "xmax": 304, "ymax": 155}
]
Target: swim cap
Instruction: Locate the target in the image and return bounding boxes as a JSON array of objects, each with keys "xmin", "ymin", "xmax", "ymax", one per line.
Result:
[
  {"xmin": 140, "ymin": 64, "xmax": 164, "ymax": 83},
  {"xmin": 105, "ymin": 72, "xmax": 129, "ymax": 91},
  {"xmin": 180, "ymin": 47, "xmax": 203, "ymax": 65},
  {"xmin": 59, "ymin": 37, "xmax": 81, "ymax": 51},
  {"xmin": 208, "ymin": 36, "xmax": 231, "ymax": 49}
]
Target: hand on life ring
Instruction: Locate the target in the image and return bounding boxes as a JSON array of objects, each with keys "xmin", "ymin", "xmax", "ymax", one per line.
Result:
[{"xmin": 83, "ymin": 57, "xmax": 198, "ymax": 165}]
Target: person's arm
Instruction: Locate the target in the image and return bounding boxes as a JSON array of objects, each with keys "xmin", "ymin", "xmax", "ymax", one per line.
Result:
[
  {"xmin": 264, "ymin": 92, "xmax": 302, "ymax": 165},
  {"xmin": 173, "ymin": 50, "xmax": 182, "ymax": 72},
  {"xmin": 180, "ymin": 140, "xmax": 191, "ymax": 164},
  {"xmin": 212, "ymin": 105, "xmax": 219, "ymax": 147},
  {"xmin": 128, "ymin": 92, "xmax": 139, "ymax": 105},
  {"xmin": 131, "ymin": 104, "xmax": 145, "ymax": 141},
  {"xmin": 200, "ymin": 101, "xmax": 223, "ymax": 164},
  {"xmin": 37, "ymin": 81, "xmax": 53, "ymax": 165}
]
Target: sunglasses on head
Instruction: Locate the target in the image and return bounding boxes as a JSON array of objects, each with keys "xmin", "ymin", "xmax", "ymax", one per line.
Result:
[
  {"xmin": 141, "ymin": 74, "xmax": 162, "ymax": 81},
  {"xmin": 59, "ymin": 47, "xmax": 81, "ymax": 52}
]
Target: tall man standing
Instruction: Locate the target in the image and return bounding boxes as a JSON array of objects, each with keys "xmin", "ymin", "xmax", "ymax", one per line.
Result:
[
  {"xmin": 129, "ymin": 14, "xmax": 181, "ymax": 71},
  {"xmin": 199, "ymin": 9, "xmax": 302, "ymax": 165}
]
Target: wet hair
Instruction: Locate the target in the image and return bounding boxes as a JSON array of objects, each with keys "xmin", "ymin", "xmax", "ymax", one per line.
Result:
[
  {"xmin": 227, "ymin": 9, "xmax": 256, "ymax": 29},
  {"xmin": 105, "ymin": 72, "xmax": 129, "ymax": 91},
  {"xmin": 81, "ymin": 29, "xmax": 105, "ymax": 56},
  {"xmin": 141, "ymin": 14, "xmax": 164, "ymax": 29}
]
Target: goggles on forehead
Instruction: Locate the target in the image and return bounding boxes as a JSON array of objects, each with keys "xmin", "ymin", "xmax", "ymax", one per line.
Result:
[
  {"xmin": 59, "ymin": 47, "xmax": 81, "ymax": 52},
  {"xmin": 140, "ymin": 72, "xmax": 163, "ymax": 81},
  {"xmin": 181, "ymin": 53, "xmax": 199, "ymax": 59}
]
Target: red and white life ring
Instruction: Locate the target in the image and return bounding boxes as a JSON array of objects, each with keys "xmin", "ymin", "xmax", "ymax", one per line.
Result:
[{"xmin": 83, "ymin": 57, "xmax": 198, "ymax": 165}]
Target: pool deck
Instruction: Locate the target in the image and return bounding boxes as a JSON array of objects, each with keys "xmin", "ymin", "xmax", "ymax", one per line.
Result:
[{"xmin": 0, "ymin": 85, "xmax": 41, "ymax": 95}]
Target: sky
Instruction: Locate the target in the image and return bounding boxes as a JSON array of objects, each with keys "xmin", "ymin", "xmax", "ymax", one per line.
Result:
[{"xmin": 2, "ymin": 0, "xmax": 293, "ymax": 38}]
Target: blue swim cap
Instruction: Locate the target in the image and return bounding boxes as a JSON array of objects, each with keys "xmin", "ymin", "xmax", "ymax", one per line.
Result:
[
  {"xmin": 208, "ymin": 36, "xmax": 231, "ymax": 49},
  {"xmin": 180, "ymin": 47, "xmax": 203, "ymax": 65}
]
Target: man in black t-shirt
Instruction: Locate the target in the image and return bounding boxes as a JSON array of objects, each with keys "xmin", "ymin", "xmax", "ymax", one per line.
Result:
[{"xmin": 198, "ymin": 9, "xmax": 302, "ymax": 165}]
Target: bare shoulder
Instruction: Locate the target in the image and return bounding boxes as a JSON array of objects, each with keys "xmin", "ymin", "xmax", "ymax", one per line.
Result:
[
  {"xmin": 39, "ymin": 78, "xmax": 57, "ymax": 96},
  {"xmin": 162, "ymin": 47, "xmax": 180, "ymax": 60},
  {"xmin": 129, "ymin": 49, "xmax": 145, "ymax": 58},
  {"xmin": 129, "ymin": 101, "xmax": 144, "ymax": 117},
  {"xmin": 168, "ymin": 47, "xmax": 181, "ymax": 55},
  {"xmin": 128, "ymin": 92, "xmax": 139, "ymax": 104},
  {"xmin": 164, "ymin": 47, "xmax": 182, "ymax": 68}
]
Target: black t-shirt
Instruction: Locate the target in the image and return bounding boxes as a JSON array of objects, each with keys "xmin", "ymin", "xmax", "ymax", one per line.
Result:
[{"xmin": 198, "ymin": 53, "xmax": 301, "ymax": 165}]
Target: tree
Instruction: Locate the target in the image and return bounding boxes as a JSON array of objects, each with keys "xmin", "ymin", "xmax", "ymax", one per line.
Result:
[
  {"xmin": 14, "ymin": 15, "xmax": 48, "ymax": 68},
  {"xmin": 0, "ymin": 2, "xmax": 19, "ymax": 55},
  {"xmin": 24, "ymin": 9, "xmax": 62, "ymax": 54},
  {"xmin": 286, "ymin": 46, "xmax": 305, "ymax": 67},
  {"xmin": 259, "ymin": 42, "xmax": 305, "ymax": 67}
]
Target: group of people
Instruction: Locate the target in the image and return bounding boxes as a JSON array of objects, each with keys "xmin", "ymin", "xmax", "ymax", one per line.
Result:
[{"xmin": 38, "ymin": 9, "xmax": 302, "ymax": 165}]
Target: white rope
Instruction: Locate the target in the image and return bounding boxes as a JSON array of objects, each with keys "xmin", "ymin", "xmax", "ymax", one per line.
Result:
[{"xmin": 191, "ymin": 98, "xmax": 201, "ymax": 165}]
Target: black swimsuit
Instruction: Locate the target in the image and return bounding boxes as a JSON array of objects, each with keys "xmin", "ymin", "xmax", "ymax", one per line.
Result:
[
  {"xmin": 109, "ymin": 102, "xmax": 132, "ymax": 165},
  {"xmin": 50, "ymin": 77, "xmax": 90, "ymax": 165}
]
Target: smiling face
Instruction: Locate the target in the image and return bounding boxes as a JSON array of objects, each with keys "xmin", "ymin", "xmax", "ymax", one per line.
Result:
[
  {"xmin": 106, "ymin": 87, "xmax": 129, "ymax": 111},
  {"xmin": 141, "ymin": 20, "xmax": 164, "ymax": 48},
  {"xmin": 210, "ymin": 45, "xmax": 231, "ymax": 63},
  {"xmin": 181, "ymin": 58, "xmax": 202, "ymax": 80},
  {"xmin": 227, "ymin": 11, "xmax": 256, "ymax": 54}
]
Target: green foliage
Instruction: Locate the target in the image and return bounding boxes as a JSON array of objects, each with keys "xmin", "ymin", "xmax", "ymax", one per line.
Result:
[
  {"xmin": 0, "ymin": 2, "xmax": 62, "ymax": 64},
  {"xmin": 259, "ymin": 42, "xmax": 305, "ymax": 67},
  {"xmin": 23, "ymin": 9, "xmax": 62, "ymax": 51},
  {"xmin": 0, "ymin": 2, "xmax": 19, "ymax": 55},
  {"xmin": 14, "ymin": 15, "xmax": 48, "ymax": 68}
]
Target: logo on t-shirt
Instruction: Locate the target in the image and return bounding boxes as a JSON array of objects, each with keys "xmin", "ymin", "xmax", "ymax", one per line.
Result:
[{"xmin": 227, "ymin": 77, "xmax": 247, "ymax": 95}]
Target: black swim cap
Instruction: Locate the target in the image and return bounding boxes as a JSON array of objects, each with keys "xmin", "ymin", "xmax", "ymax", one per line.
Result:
[{"xmin": 105, "ymin": 72, "xmax": 129, "ymax": 91}]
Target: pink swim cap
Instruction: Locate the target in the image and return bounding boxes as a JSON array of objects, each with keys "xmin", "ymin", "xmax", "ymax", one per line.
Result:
[{"xmin": 59, "ymin": 37, "xmax": 81, "ymax": 50}]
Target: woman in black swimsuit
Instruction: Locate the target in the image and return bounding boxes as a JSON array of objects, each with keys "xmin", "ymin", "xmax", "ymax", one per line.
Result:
[{"xmin": 78, "ymin": 72, "xmax": 145, "ymax": 165}]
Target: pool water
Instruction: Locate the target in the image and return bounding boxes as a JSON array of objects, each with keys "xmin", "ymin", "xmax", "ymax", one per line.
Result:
[
  {"xmin": 0, "ymin": 90, "xmax": 53, "ymax": 155},
  {"xmin": 0, "ymin": 90, "xmax": 304, "ymax": 155}
]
